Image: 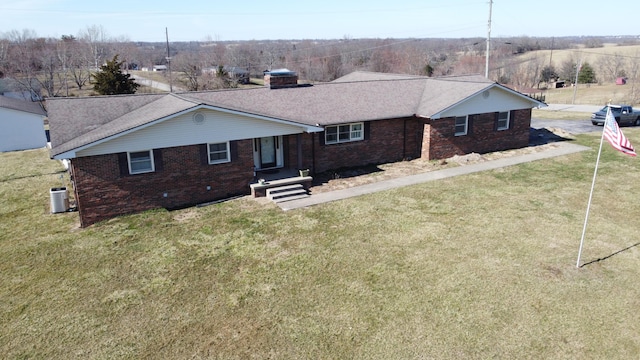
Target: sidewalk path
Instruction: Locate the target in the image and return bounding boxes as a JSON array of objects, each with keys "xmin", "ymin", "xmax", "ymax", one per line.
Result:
[{"xmin": 279, "ymin": 142, "xmax": 590, "ymax": 211}]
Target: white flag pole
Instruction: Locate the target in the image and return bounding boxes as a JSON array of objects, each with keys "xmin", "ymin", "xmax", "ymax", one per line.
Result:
[{"xmin": 576, "ymin": 105, "xmax": 610, "ymax": 268}]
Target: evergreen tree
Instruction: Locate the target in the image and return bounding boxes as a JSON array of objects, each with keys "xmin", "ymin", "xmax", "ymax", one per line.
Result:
[
  {"xmin": 540, "ymin": 65, "xmax": 557, "ymax": 83},
  {"xmin": 91, "ymin": 55, "xmax": 139, "ymax": 95},
  {"xmin": 422, "ymin": 63, "xmax": 434, "ymax": 77},
  {"xmin": 578, "ymin": 62, "xmax": 597, "ymax": 84}
]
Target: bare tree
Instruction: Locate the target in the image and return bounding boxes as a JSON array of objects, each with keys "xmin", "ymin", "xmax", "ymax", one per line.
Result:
[
  {"xmin": 56, "ymin": 36, "xmax": 74, "ymax": 96},
  {"xmin": 3, "ymin": 30, "xmax": 43, "ymax": 99},
  {"xmin": 370, "ymin": 41, "xmax": 399, "ymax": 73},
  {"xmin": 625, "ymin": 51, "xmax": 640, "ymax": 104},
  {"xmin": 454, "ymin": 54, "xmax": 484, "ymax": 75},
  {"xmin": 173, "ymin": 51, "xmax": 206, "ymax": 91},
  {"xmin": 596, "ymin": 53, "xmax": 626, "ymax": 83},
  {"xmin": 67, "ymin": 37, "xmax": 92, "ymax": 90},
  {"xmin": 78, "ymin": 25, "xmax": 108, "ymax": 69},
  {"xmin": 223, "ymin": 42, "xmax": 259, "ymax": 78},
  {"xmin": 323, "ymin": 47, "xmax": 343, "ymax": 81},
  {"xmin": 37, "ymin": 38, "xmax": 63, "ymax": 97},
  {"xmin": 0, "ymin": 37, "xmax": 9, "ymax": 77}
]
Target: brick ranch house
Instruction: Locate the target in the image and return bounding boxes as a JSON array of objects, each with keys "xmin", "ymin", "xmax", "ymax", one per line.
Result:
[{"xmin": 47, "ymin": 71, "xmax": 546, "ymax": 226}]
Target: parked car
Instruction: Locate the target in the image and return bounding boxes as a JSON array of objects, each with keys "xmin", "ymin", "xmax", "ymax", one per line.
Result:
[{"xmin": 591, "ymin": 104, "xmax": 640, "ymax": 126}]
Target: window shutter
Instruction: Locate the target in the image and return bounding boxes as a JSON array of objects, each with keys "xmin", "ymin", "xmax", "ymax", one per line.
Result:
[
  {"xmin": 467, "ymin": 115, "xmax": 473, "ymax": 136},
  {"xmin": 319, "ymin": 131, "xmax": 325, "ymax": 146},
  {"xmin": 364, "ymin": 121, "xmax": 371, "ymax": 140},
  {"xmin": 493, "ymin": 112, "xmax": 499, "ymax": 131},
  {"xmin": 199, "ymin": 144, "xmax": 209, "ymax": 165},
  {"xmin": 229, "ymin": 141, "xmax": 238, "ymax": 161},
  {"xmin": 118, "ymin": 153, "xmax": 130, "ymax": 177},
  {"xmin": 153, "ymin": 149, "xmax": 163, "ymax": 172},
  {"xmin": 510, "ymin": 110, "xmax": 515, "ymax": 129}
]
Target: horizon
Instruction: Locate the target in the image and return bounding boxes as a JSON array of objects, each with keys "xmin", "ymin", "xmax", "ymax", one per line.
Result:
[{"xmin": 2, "ymin": 0, "xmax": 639, "ymax": 42}]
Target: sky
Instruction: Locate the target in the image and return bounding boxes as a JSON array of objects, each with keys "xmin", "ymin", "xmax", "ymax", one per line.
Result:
[{"xmin": 2, "ymin": 0, "xmax": 639, "ymax": 42}]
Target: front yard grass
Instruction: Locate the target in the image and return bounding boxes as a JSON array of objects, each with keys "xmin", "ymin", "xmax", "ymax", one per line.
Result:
[{"xmin": 1, "ymin": 134, "xmax": 640, "ymax": 358}]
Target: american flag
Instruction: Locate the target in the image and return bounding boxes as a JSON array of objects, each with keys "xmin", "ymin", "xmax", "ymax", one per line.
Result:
[{"xmin": 604, "ymin": 107, "xmax": 636, "ymax": 156}]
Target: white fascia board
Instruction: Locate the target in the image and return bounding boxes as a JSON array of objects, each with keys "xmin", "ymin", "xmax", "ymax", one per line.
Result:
[
  {"xmin": 53, "ymin": 150, "xmax": 76, "ymax": 160},
  {"xmin": 429, "ymin": 84, "xmax": 547, "ymax": 119}
]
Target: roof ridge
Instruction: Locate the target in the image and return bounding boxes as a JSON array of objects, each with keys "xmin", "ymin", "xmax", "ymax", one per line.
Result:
[{"xmin": 168, "ymin": 92, "xmax": 204, "ymax": 104}]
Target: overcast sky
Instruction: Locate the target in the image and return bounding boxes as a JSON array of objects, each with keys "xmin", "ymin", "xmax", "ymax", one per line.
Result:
[{"xmin": 2, "ymin": 0, "xmax": 639, "ymax": 42}]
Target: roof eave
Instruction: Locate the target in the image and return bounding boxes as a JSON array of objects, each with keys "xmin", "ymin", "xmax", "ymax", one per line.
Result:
[
  {"xmin": 427, "ymin": 83, "xmax": 547, "ymax": 119},
  {"xmin": 50, "ymin": 103, "xmax": 324, "ymax": 159}
]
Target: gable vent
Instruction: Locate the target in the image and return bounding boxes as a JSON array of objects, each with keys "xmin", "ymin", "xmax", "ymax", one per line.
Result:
[{"xmin": 193, "ymin": 112, "xmax": 205, "ymax": 124}]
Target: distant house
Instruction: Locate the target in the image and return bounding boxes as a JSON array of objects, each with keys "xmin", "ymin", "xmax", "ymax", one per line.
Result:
[
  {"xmin": 152, "ymin": 65, "xmax": 167, "ymax": 72},
  {"xmin": 202, "ymin": 66, "xmax": 250, "ymax": 84},
  {"xmin": 616, "ymin": 77, "xmax": 627, "ymax": 85},
  {"xmin": 0, "ymin": 95, "xmax": 47, "ymax": 152},
  {"xmin": 47, "ymin": 71, "xmax": 546, "ymax": 226}
]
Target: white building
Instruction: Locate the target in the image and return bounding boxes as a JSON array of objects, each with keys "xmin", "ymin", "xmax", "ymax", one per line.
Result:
[{"xmin": 0, "ymin": 95, "xmax": 47, "ymax": 152}]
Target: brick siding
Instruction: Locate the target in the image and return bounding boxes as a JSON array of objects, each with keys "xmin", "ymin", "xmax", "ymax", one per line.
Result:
[
  {"xmin": 423, "ymin": 109, "xmax": 531, "ymax": 160},
  {"xmin": 295, "ymin": 117, "xmax": 423, "ymax": 174},
  {"xmin": 71, "ymin": 141, "xmax": 254, "ymax": 227},
  {"xmin": 71, "ymin": 110, "xmax": 531, "ymax": 226}
]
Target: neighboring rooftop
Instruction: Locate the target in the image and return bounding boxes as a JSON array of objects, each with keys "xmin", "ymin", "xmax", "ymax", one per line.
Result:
[{"xmin": 0, "ymin": 95, "xmax": 46, "ymax": 116}]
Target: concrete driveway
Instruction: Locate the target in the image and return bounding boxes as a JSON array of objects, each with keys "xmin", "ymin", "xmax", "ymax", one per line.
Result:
[
  {"xmin": 531, "ymin": 118, "xmax": 600, "ymax": 134},
  {"xmin": 532, "ymin": 103, "xmax": 602, "ymax": 134}
]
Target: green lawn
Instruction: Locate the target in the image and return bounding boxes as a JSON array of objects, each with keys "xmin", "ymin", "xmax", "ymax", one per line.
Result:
[{"xmin": 1, "ymin": 135, "xmax": 640, "ymax": 358}]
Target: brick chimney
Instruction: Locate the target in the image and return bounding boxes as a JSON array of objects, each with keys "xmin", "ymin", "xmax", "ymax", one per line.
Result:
[{"xmin": 264, "ymin": 69, "xmax": 298, "ymax": 89}]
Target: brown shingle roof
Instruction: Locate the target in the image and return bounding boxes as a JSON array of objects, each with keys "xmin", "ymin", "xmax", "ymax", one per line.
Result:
[
  {"xmin": 0, "ymin": 95, "xmax": 46, "ymax": 116},
  {"xmin": 47, "ymin": 72, "xmax": 538, "ymax": 158}
]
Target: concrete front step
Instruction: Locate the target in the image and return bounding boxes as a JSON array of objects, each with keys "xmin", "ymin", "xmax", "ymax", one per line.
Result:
[
  {"xmin": 273, "ymin": 193, "xmax": 310, "ymax": 203},
  {"xmin": 267, "ymin": 184, "xmax": 309, "ymax": 202}
]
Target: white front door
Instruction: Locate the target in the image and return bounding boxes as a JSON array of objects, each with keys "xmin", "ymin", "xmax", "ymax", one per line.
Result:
[{"xmin": 254, "ymin": 136, "xmax": 283, "ymax": 170}]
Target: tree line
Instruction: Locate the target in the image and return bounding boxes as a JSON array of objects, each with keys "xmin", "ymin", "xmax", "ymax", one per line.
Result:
[{"xmin": 1, "ymin": 26, "xmax": 639, "ymax": 99}]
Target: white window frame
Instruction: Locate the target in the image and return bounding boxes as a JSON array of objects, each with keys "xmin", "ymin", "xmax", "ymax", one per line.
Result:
[
  {"xmin": 497, "ymin": 111, "xmax": 510, "ymax": 131},
  {"xmin": 127, "ymin": 150, "xmax": 155, "ymax": 175},
  {"xmin": 454, "ymin": 116, "xmax": 468, "ymax": 136},
  {"xmin": 325, "ymin": 122, "xmax": 364, "ymax": 144},
  {"xmin": 208, "ymin": 142, "xmax": 230, "ymax": 164}
]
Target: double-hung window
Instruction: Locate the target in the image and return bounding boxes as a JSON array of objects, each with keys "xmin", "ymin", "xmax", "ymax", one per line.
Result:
[
  {"xmin": 497, "ymin": 111, "xmax": 510, "ymax": 130},
  {"xmin": 325, "ymin": 122, "xmax": 364, "ymax": 144},
  {"xmin": 208, "ymin": 142, "xmax": 230, "ymax": 164},
  {"xmin": 128, "ymin": 150, "xmax": 155, "ymax": 174},
  {"xmin": 454, "ymin": 116, "xmax": 468, "ymax": 136}
]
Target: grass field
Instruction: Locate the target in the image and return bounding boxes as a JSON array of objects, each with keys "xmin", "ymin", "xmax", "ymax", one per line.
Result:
[
  {"xmin": 519, "ymin": 43, "xmax": 640, "ymax": 75},
  {"xmin": 517, "ymin": 43, "xmax": 640, "ymax": 107},
  {"xmin": 2, "ymin": 133, "xmax": 640, "ymax": 358},
  {"xmin": 543, "ymin": 82, "xmax": 639, "ymax": 106}
]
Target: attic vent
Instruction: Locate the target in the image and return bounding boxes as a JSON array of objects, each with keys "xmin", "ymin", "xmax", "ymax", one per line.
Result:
[
  {"xmin": 482, "ymin": 90, "xmax": 490, "ymax": 99},
  {"xmin": 193, "ymin": 112, "xmax": 206, "ymax": 124}
]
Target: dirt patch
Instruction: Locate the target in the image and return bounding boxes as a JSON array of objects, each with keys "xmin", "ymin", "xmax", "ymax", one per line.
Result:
[{"xmin": 310, "ymin": 128, "xmax": 571, "ymax": 194}]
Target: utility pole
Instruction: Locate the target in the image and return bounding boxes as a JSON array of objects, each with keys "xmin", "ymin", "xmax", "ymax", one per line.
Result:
[
  {"xmin": 166, "ymin": 27, "xmax": 173, "ymax": 93},
  {"xmin": 572, "ymin": 59, "xmax": 582, "ymax": 104},
  {"xmin": 549, "ymin": 37, "xmax": 554, "ymax": 67},
  {"xmin": 485, "ymin": 0, "xmax": 493, "ymax": 78}
]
